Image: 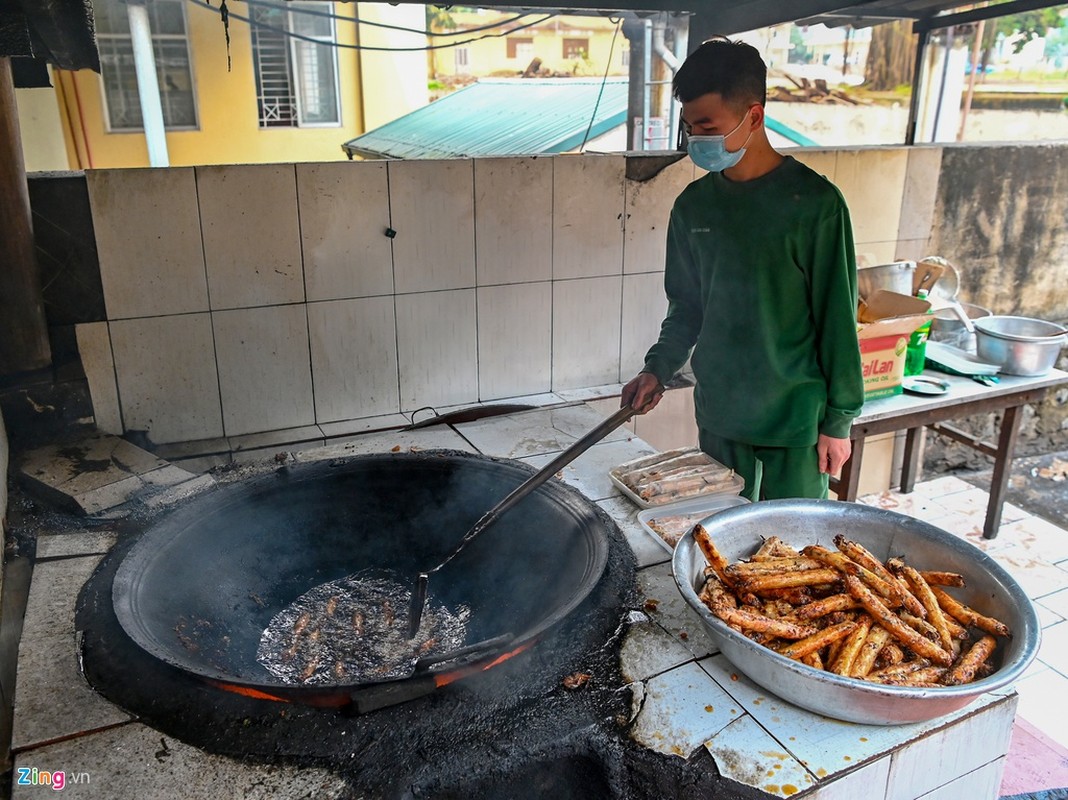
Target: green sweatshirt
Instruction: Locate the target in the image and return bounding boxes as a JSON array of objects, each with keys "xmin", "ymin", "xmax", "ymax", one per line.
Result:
[{"xmin": 642, "ymin": 155, "xmax": 864, "ymax": 448}]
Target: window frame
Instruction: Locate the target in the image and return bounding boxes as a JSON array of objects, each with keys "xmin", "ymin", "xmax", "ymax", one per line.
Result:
[
  {"xmin": 286, "ymin": 2, "xmax": 342, "ymax": 128},
  {"xmin": 95, "ymin": 0, "xmax": 199, "ymax": 133}
]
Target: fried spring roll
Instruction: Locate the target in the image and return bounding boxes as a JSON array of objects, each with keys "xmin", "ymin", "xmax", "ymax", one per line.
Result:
[
  {"xmin": 843, "ymin": 575, "xmax": 953, "ymax": 666},
  {"xmin": 830, "ymin": 615, "xmax": 873, "ymax": 675},
  {"xmin": 751, "ymin": 536, "xmax": 799, "ymax": 561},
  {"xmin": 801, "ymin": 651, "xmax": 824, "ymax": 670},
  {"xmin": 930, "ymin": 587, "xmax": 1012, "ymax": 638},
  {"xmin": 875, "ymin": 642, "xmax": 905, "ymax": 668},
  {"xmin": 778, "ymin": 620, "xmax": 858, "ymax": 660},
  {"xmin": 693, "ymin": 524, "xmax": 734, "ymax": 588},
  {"xmin": 850, "ymin": 626, "xmax": 893, "ymax": 678},
  {"xmin": 737, "ymin": 568, "xmax": 841, "ymax": 592},
  {"xmin": 726, "ymin": 556, "xmax": 824, "ymax": 575},
  {"xmin": 803, "ymin": 545, "xmax": 900, "ymax": 602},
  {"xmin": 794, "ymin": 593, "xmax": 861, "ymax": 620},
  {"xmin": 705, "ymin": 577, "xmax": 818, "ymax": 639},
  {"xmin": 866, "ymin": 658, "xmax": 931, "ymax": 681},
  {"xmin": 837, "ymin": 538, "xmax": 927, "ymax": 618},
  {"xmin": 899, "ymin": 564, "xmax": 956, "ymax": 653},
  {"xmin": 942, "ymin": 635, "xmax": 998, "ymax": 686},
  {"xmin": 920, "ymin": 570, "xmax": 966, "ymax": 588}
]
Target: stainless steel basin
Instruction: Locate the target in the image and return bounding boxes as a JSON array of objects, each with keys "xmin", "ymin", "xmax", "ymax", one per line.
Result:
[{"xmin": 672, "ymin": 499, "xmax": 1040, "ymax": 725}]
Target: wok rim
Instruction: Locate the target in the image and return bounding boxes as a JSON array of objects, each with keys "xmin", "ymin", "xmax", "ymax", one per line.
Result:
[{"xmin": 112, "ymin": 451, "xmax": 611, "ymax": 695}]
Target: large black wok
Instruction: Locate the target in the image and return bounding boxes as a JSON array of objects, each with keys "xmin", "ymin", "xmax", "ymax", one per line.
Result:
[{"xmin": 112, "ymin": 451, "xmax": 611, "ymax": 707}]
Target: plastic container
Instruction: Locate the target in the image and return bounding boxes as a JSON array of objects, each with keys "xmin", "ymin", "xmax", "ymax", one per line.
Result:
[
  {"xmin": 904, "ymin": 289, "xmax": 933, "ymax": 377},
  {"xmin": 608, "ymin": 460, "xmax": 745, "ymax": 508},
  {"xmin": 637, "ymin": 494, "xmax": 750, "ymax": 553}
]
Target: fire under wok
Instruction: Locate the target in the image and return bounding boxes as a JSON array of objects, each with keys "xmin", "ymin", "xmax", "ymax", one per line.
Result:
[{"xmin": 112, "ymin": 451, "xmax": 612, "ymax": 708}]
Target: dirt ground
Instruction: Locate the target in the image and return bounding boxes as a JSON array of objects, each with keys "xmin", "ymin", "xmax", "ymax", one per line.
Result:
[{"xmin": 957, "ymin": 449, "xmax": 1068, "ymax": 528}]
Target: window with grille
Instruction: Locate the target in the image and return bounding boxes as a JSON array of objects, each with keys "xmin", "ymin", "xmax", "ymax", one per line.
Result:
[
  {"xmin": 95, "ymin": 0, "xmax": 197, "ymax": 131},
  {"xmin": 506, "ymin": 37, "xmax": 534, "ymax": 61},
  {"xmin": 563, "ymin": 38, "xmax": 589, "ymax": 60},
  {"xmin": 251, "ymin": 1, "xmax": 341, "ymax": 128},
  {"xmin": 454, "ymin": 47, "xmax": 470, "ymax": 73}
]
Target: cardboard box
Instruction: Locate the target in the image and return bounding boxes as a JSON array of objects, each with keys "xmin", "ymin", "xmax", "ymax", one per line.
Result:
[{"xmin": 857, "ymin": 292, "xmax": 931, "ymax": 400}]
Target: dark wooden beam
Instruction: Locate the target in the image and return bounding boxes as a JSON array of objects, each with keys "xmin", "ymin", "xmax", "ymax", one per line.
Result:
[{"xmin": 0, "ymin": 56, "xmax": 51, "ymax": 375}]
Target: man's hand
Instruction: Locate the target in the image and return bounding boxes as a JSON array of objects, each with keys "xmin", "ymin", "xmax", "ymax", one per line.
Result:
[
  {"xmin": 621, "ymin": 372, "xmax": 664, "ymax": 415},
  {"xmin": 817, "ymin": 434, "xmax": 851, "ymax": 476}
]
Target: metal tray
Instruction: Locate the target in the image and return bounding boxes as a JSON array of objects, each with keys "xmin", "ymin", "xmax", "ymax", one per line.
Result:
[
  {"xmin": 672, "ymin": 499, "xmax": 1040, "ymax": 725},
  {"xmin": 608, "ymin": 449, "xmax": 745, "ymax": 509},
  {"xmin": 637, "ymin": 495, "xmax": 750, "ymax": 553}
]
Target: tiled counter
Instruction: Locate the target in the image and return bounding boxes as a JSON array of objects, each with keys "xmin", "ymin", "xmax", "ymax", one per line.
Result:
[{"xmin": 10, "ymin": 402, "xmax": 1018, "ymax": 799}]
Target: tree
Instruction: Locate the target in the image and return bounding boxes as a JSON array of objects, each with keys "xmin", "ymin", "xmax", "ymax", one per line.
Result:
[
  {"xmin": 862, "ymin": 20, "xmax": 916, "ymax": 91},
  {"xmin": 977, "ymin": 5, "xmax": 1067, "ymax": 73}
]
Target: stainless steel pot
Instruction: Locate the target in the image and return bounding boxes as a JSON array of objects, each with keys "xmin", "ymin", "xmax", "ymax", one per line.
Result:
[
  {"xmin": 857, "ymin": 261, "xmax": 915, "ymax": 302},
  {"xmin": 672, "ymin": 499, "xmax": 1040, "ymax": 726},
  {"xmin": 974, "ymin": 315, "xmax": 1067, "ymax": 376},
  {"xmin": 929, "ymin": 302, "xmax": 991, "ymax": 351}
]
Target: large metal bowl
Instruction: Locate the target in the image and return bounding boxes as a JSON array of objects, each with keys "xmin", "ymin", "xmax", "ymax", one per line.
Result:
[
  {"xmin": 672, "ymin": 499, "xmax": 1040, "ymax": 725},
  {"xmin": 974, "ymin": 315, "xmax": 1067, "ymax": 376}
]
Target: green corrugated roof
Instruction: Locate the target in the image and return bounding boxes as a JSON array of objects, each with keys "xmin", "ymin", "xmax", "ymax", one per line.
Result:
[{"xmin": 342, "ymin": 78, "xmax": 629, "ymax": 160}]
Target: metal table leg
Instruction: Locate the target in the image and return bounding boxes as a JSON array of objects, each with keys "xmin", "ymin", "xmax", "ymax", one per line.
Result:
[
  {"xmin": 836, "ymin": 436, "xmax": 866, "ymax": 501},
  {"xmin": 900, "ymin": 427, "xmax": 923, "ymax": 494}
]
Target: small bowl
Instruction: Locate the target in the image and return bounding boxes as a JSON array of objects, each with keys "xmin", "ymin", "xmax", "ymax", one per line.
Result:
[
  {"xmin": 973, "ymin": 315, "xmax": 1067, "ymax": 376},
  {"xmin": 672, "ymin": 499, "xmax": 1040, "ymax": 725}
]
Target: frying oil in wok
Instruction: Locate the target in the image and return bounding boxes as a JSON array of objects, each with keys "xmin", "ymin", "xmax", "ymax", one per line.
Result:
[{"xmin": 257, "ymin": 572, "xmax": 469, "ymax": 684}]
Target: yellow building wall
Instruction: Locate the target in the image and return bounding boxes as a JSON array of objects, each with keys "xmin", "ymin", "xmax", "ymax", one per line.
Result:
[
  {"xmin": 431, "ymin": 13, "xmax": 629, "ymax": 79},
  {"xmin": 54, "ymin": 0, "xmax": 367, "ymax": 168},
  {"xmin": 14, "ymin": 85, "xmax": 70, "ymax": 172},
  {"xmin": 357, "ymin": 3, "xmax": 430, "ymax": 131}
]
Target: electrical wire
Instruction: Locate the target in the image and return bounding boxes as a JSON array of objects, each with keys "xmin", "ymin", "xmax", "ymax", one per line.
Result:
[
  {"xmin": 243, "ymin": 0, "xmax": 539, "ymax": 38},
  {"xmin": 188, "ymin": 0, "xmax": 557, "ymax": 52},
  {"xmin": 578, "ymin": 16, "xmax": 622, "ymax": 152}
]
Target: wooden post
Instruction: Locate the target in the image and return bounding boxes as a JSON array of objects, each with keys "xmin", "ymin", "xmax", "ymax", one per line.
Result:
[{"xmin": 0, "ymin": 56, "xmax": 51, "ymax": 375}]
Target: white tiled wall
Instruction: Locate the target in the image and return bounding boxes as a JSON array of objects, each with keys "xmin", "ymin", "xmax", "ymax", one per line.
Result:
[{"xmin": 81, "ymin": 151, "xmax": 936, "ymax": 446}]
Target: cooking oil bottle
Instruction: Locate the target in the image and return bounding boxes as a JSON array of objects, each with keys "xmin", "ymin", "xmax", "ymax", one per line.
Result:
[{"xmin": 904, "ymin": 289, "xmax": 933, "ymax": 376}]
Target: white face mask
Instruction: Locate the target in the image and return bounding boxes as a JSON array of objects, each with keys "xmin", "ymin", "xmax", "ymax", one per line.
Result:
[{"xmin": 686, "ymin": 111, "xmax": 753, "ymax": 172}]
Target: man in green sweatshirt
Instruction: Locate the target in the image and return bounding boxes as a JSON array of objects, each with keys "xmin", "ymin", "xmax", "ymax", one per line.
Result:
[{"xmin": 621, "ymin": 38, "xmax": 864, "ymax": 501}]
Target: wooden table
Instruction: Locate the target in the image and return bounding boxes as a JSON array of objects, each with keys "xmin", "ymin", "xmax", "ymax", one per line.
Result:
[{"xmin": 831, "ymin": 367, "xmax": 1068, "ymax": 538}]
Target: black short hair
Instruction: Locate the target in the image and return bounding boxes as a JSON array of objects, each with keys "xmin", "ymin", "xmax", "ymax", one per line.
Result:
[{"xmin": 672, "ymin": 38, "xmax": 767, "ymax": 109}]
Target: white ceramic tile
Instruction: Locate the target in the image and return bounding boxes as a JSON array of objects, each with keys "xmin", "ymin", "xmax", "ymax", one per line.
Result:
[
  {"xmin": 988, "ymin": 551, "xmax": 1068, "ymax": 600},
  {"xmin": 913, "ymin": 759, "xmax": 1004, "ymax": 800},
  {"xmin": 855, "ymin": 241, "xmax": 899, "ymax": 267},
  {"xmin": 552, "ymin": 276, "xmax": 622, "ymax": 391},
  {"xmin": 395, "ymin": 289, "xmax": 478, "ymax": 410},
  {"xmin": 11, "ymin": 723, "xmax": 351, "ymax": 800},
  {"xmin": 1038, "ymin": 589, "xmax": 1068, "ymax": 621},
  {"xmin": 553, "ymin": 155, "xmax": 625, "ymax": 279},
  {"xmin": 18, "ymin": 433, "xmax": 167, "ymax": 499},
  {"xmin": 388, "ymin": 160, "xmax": 475, "ymax": 293},
  {"xmin": 858, "ymin": 489, "xmax": 951, "ymax": 522},
  {"xmin": 75, "ymin": 322, "xmax": 122, "ymax": 434},
  {"xmin": 21, "ymin": 556, "xmax": 103, "ymax": 642},
  {"xmin": 295, "ymin": 427, "xmax": 476, "ymax": 461},
  {"xmin": 307, "ymin": 297, "xmax": 399, "ymax": 423},
  {"xmin": 791, "ymin": 150, "xmax": 838, "ymax": 181},
  {"xmin": 807, "ymin": 756, "xmax": 891, "ymax": 800},
  {"xmin": 229, "ymin": 425, "xmax": 324, "ymax": 455},
  {"xmin": 1014, "ymin": 661, "xmax": 1068, "ymax": 750},
  {"xmin": 555, "ymin": 383, "xmax": 626, "ymax": 402},
  {"xmin": 596, "ymin": 496, "xmax": 671, "ymax": 568},
  {"xmin": 319, "ymin": 413, "xmax": 410, "ymax": 440},
  {"xmin": 696, "ymin": 652, "xmax": 1010, "ymax": 781},
  {"xmin": 898, "ymin": 147, "xmax": 944, "ymax": 241},
  {"xmin": 197, "ymin": 164, "xmax": 304, "ymax": 309},
  {"xmin": 996, "ymin": 516, "xmax": 1068, "ymax": 564},
  {"xmin": 628, "ymin": 661, "xmax": 741, "ymax": 757},
  {"xmin": 1035, "ymin": 602, "xmax": 1063, "ymax": 628},
  {"xmin": 623, "ymin": 158, "xmax": 693, "ymax": 275},
  {"xmin": 519, "ymin": 437, "xmax": 656, "ymax": 502},
  {"xmin": 451, "ymin": 404, "xmax": 630, "ymax": 459},
  {"xmin": 620, "ymin": 272, "xmax": 668, "ymax": 379},
  {"xmin": 620, "ymin": 615, "xmax": 696, "ymax": 683},
  {"xmin": 884, "ymin": 695, "xmax": 1016, "ymax": 800},
  {"xmin": 834, "ymin": 149, "xmax": 909, "ymax": 246},
  {"xmin": 894, "ymin": 238, "xmax": 932, "ymax": 263},
  {"xmin": 474, "ymin": 157, "xmax": 552, "ymax": 285},
  {"xmin": 109, "ymin": 314, "xmax": 224, "ymax": 444},
  {"xmin": 477, "ymin": 283, "xmax": 552, "ymax": 401},
  {"xmin": 87, "ymin": 168, "xmax": 208, "ymax": 318},
  {"xmin": 636, "ymin": 562, "xmax": 718, "ymax": 659},
  {"xmin": 911, "ymin": 475, "xmax": 975, "ymax": 499},
  {"xmin": 705, "ymin": 714, "xmax": 817, "ymax": 798},
  {"xmin": 296, "ymin": 161, "xmax": 394, "ymax": 301},
  {"xmin": 212, "ymin": 305, "xmax": 315, "ymax": 437},
  {"xmin": 1035, "ymin": 618, "xmax": 1068, "ymax": 675}
]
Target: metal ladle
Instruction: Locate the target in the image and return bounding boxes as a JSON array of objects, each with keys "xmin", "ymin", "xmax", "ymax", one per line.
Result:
[{"xmin": 407, "ymin": 398, "xmax": 657, "ymax": 638}]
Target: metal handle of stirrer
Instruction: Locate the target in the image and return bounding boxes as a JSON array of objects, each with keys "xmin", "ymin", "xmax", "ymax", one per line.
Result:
[{"xmin": 408, "ymin": 402, "xmax": 649, "ymax": 638}]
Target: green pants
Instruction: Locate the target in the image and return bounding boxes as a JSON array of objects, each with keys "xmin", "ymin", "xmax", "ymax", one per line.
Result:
[{"xmin": 699, "ymin": 430, "xmax": 828, "ymax": 502}]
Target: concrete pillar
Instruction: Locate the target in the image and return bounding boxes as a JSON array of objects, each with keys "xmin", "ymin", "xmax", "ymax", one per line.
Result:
[
  {"xmin": 127, "ymin": 0, "xmax": 169, "ymax": 167},
  {"xmin": 0, "ymin": 57, "xmax": 51, "ymax": 375}
]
